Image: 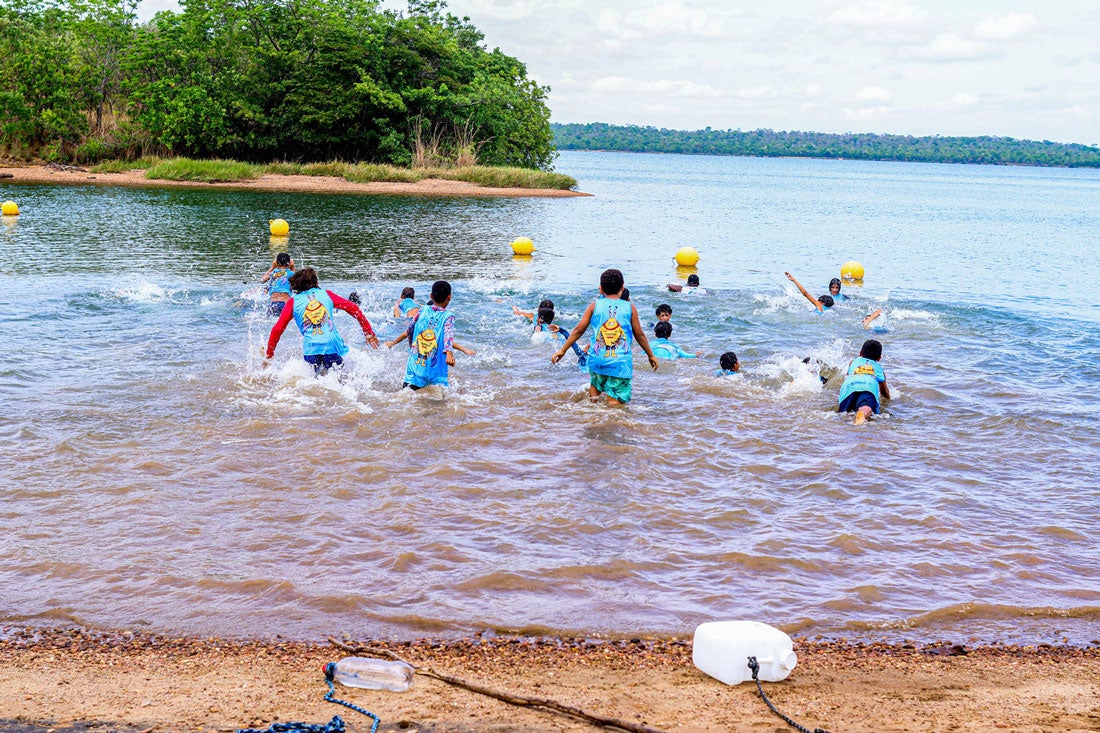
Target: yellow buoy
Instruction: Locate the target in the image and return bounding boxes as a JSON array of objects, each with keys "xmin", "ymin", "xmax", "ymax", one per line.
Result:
[
  {"xmin": 840, "ymin": 260, "xmax": 865, "ymax": 281},
  {"xmin": 269, "ymin": 218, "xmax": 289, "ymax": 237},
  {"xmin": 511, "ymin": 237, "xmax": 535, "ymax": 255},
  {"xmin": 674, "ymin": 246, "xmax": 700, "ymax": 267},
  {"xmin": 1, "ymin": 201, "xmax": 19, "ymax": 216}
]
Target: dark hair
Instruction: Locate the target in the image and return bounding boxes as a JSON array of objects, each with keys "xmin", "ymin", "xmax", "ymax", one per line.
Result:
[
  {"xmin": 275, "ymin": 252, "xmax": 291, "ymax": 266},
  {"xmin": 600, "ymin": 268, "xmax": 624, "ymax": 296},
  {"xmin": 537, "ymin": 306, "xmax": 555, "ymax": 324},
  {"xmin": 687, "ymin": 274, "xmax": 700, "ymax": 286},
  {"xmin": 655, "ymin": 303, "xmax": 672, "ymax": 316},
  {"xmin": 289, "ymin": 267, "xmax": 319, "ymax": 293},
  {"xmin": 829, "ymin": 278, "xmax": 842, "ymax": 291},
  {"xmin": 654, "ymin": 321, "xmax": 672, "ymax": 339},
  {"xmin": 400, "ymin": 286, "xmax": 415, "ymax": 300},
  {"xmin": 430, "ymin": 280, "xmax": 451, "ymax": 304},
  {"xmin": 819, "ymin": 295, "xmax": 835, "ymax": 309},
  {"xmin": 720, "ymin": 352, "xmax": 739, "ymax": 371},
  {"xmin": 347, "ymin": 291, "xmax": 361, "ymax": 305},
  {"xmin": 620, "ymin": 287, "xmax": 630, "ymax": 301},
  {"xmin": 860, "ymin": 339, "xmax": 883, "ymax": 361}
]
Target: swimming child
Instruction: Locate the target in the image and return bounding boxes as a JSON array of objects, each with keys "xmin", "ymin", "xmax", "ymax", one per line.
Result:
[
  {"xmin": 260, "ymin": 252, "xmax": 295, "ymax": 316},
  {"xmin": 862, "ymin": 308, "xmax": 887, "ymax": 332},
  {"xmin": 400, "ymin": 280, "xmax": 468, "ymax": 390},
  {"xmin": 551, "ymin": 268, "xmax": 658, "ymax": 405},
  {"xmin": 838, "ymin": 338, "xmax": 891, "ymax": 425},
  {"xmin": 652, "ymin": 303, "xmax": 672, "ymax": 328},
  {"xmin": 393, "ymin": 286, "xmax": 420, "ymax": 320},
  {"xmin": 650, "ymin": 322, "xmax": 702, "ymax": 360},
  {"xmin": 785, "ymin": 271, "xmax": 834, "ymax": 312},
  {"xmin": 829, "ymin": 277, "xmax": 850, "ymax": 302},
  {"xmin": 668, "ymin": 274, "xmax": 709, "ymax": 295},
  {"xmin": 715, "ymin": 351, "xmax": 740, "ymax": 376},
  {"xmin": 265, "ymin": 267, "xmax": 379, "ymax": 373},
  {"xmin": 513, "ymin": 299, "xmax": 588, "ymax": 365}
]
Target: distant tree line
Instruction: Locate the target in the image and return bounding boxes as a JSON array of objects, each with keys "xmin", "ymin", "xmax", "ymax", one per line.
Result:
[
  {"xmin": 0, "ymin": 0, "xmax": 555, "ymax": 169},
  {"xmin": 551, "ymin": 123, "xmax": 1100, "ymax": 168}
]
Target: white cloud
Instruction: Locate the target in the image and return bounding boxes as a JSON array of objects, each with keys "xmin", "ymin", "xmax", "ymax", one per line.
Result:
[
  {"xmin": 827, "ymin": 1, "xmax": 928, "ymax": 28},
  {"xmin": 854, "ymin": 86, "xmax": 891, "ymax": 102},
  {"xmin": 843, "ymin": 105, "xmax": 896, "ymax": 121},
  {"xmin": 595, "ymin": 2, "xmax": 729, "ymax": 42},
  {"xmin": 948, "ymin": 93, "xmax": 979, "ymax": 107},
  {"xmin": 591, "ymin": 76, "xmax": 723, "ymax": 99},
  {"xmin": 804, "ymin": 83, "xmax": 823, "ymax": 97},
  {"xmin": 974, "ymin": 12, "xmax": 1037, "ymax": 41},
  {"xmin": 910, "ymin": 33, "xmax": 999, "ymax": 62}
]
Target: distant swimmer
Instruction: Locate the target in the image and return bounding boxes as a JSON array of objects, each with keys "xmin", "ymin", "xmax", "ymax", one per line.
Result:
[
  {"xmin": 513, "ymin": 299, "xmax": 588, "ymax": 366},
  {"xmin": 260, "ymin": 252, "xmax": 295, "ymax": 316},
  {"xmin": 829, "ymin": 277, "xmax": 850, "ymax": 302},
  {"xmin": 265, "ymin": 267, "xmax": 379, "ymax": 374},
  {"xmin": 838, "ymin": 338, "xmax": 891, "ymax": 425},
  {"xmin": 715, "ymin": 351, "xmax": 741, "ymax": 376},
  {"xmin": 650, "ymin": 321, "xmax": 702, "ymax": 360},
  {"xmin": 393, "ymin": 286, "xmax": 420, "ymax": 320},
  {"xmin": 668, "ymin": 273, "xmax": 709, "ymax": 295},
  {"xmin": 785, "ymin": 271, "xmax": 834, "ymax": 312},
  {"xmin": 552, "ymin": 268, "xmax": 658, "ymax": 406}
]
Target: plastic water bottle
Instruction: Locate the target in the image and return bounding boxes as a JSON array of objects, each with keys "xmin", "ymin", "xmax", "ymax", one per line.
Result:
[
  {"xmin": 692, "ymin": 621, "xmax": 797, "ymax": 685},
  {"xmin": 325, "ymin": 657, "xmax": 415, "ymax": 692}
]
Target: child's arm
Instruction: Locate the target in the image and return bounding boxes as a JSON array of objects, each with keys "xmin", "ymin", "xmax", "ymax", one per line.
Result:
[
  {"xmin": 453, "ymin": 342, "xmax": 475, "ymax": 356},
  {"xmin": 552, "ymin": 303, "xmax": 594, "ymax": 363},
  {"xmin": 785, "ymin": 271, "xmax": 823, "ymax": 311},
  {"xmin": 880, "ymin": 379, "xmax": 891, "ymax": 400},
  {"xmin": 863, "ymin": 309, "xmax": 884, "ymax": 328},
  {"xmin": 512, "ymin": 305, "xmax": 535, "ymax": 322},
  {"xmin": 264, "ymin": 298, "xmax": 295, "ymax": 359},
  {"xmin": 385, "ymin": 331, "xmax": 409, "ymax": 348},
  {"xmin": 260, "ymin": 262, "xmax": 276, "ymax": 282},
  {"xmin": 667, "ymin": 283, "xmax": 684, "ymax": 292},
  {"xmin": 393, "ymin": 302, "xmax": 402, "ymax": 318},
  {"xmin": 675, "ymin": 343, "xmax": 700, "ymax": 359},
  {"xmin": 629, "ymin": 304, "xmax": 659, "ymax": 371}
]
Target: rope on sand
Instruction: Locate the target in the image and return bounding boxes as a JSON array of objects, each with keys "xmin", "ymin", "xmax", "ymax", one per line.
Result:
[{"xmin": 329, "ymin": 637, "xmax": 669, "ymax": 733}]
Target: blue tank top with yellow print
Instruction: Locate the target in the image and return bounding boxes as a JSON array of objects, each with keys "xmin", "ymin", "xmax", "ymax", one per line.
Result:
[
  {"xmin": 292, "ymin": 288, "xmax": 347, "ymax": 357},
  {"xmin": 588, "ymin": 297, "xmax": 633, "ymax": 379},
  {"xmin": 269, "ymin": 267, "xmax": 293, "ymax": 296},
  {"xmin": 404, "ymin": 306, "xmax": 452, "ymax": 387}
]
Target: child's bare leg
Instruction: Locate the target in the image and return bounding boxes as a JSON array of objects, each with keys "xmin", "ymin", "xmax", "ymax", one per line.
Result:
[
  {"xmin": 589, "ymin": 384, "xmax": 601, "ymax": 403},
  {"xmin": 606, "ymin": 395, "xmax": 624, "ymax": 407},
  {"xmin": 854, "ymin": 405, "xmax": 872, "ymax": 425}
]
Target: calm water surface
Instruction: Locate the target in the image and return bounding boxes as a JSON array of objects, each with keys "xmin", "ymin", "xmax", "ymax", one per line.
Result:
[{"xmin": 1, "ymin": 151, "xmax": 1098, "ymax": 644}]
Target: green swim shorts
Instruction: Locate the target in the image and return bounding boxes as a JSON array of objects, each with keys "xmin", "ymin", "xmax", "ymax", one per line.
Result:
[{"xmin": 590, "ymin": 372, "xmax": 633, "ymax": 403}]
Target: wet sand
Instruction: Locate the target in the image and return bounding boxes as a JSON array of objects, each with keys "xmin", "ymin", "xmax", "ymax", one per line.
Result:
[
  {"xmin": 0, "ymin": 164, "xmax": 589, "ymax": 198},
  {"xmin": 2, "ymin": 628, "xmax": 1098, "ymax": 732}
]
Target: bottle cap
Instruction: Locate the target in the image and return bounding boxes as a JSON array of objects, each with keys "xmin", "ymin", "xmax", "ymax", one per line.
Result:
[{"xmin": 323, "ymin": 662, "xmax": 336, "ymax": 681}]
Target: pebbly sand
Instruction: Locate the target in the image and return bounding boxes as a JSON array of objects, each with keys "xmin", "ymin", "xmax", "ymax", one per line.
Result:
[
  {"xmin": 1, "ymin": 628, "xmax": 1098, "ymax": 732},
  {"xmin": 0, "ymin": 164, "xmax": 590, "ymax": 198}
]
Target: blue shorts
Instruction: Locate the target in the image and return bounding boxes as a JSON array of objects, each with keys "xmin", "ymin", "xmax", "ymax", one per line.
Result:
[
  {"xmin": 267, "ymin": 300, "xmax": 286, "ymax": 317},
  {"xmin": 590, "ymin": 373, "xmax": 632, "ymax": 403},
  {"xmin": 304, "ymin": 353, "xmax": 343, "ymax": 372},
  {"xmin": 839, "ymin": 391, "xmax": 879, "ymax": 414}
]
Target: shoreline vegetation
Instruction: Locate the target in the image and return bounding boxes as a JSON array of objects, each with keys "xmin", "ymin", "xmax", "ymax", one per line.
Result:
[
  {"xmin": 2, "ymin": 626, "xmax": 1098, "ymax": 733},
  {"xmin": 552, "ymin": 122, "xmax": 1100, "ymax": 168}
]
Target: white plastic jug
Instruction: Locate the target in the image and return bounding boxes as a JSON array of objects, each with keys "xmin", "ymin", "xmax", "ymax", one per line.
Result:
[{"xmin": 692, "ymin": 620, "xmax": 797, "ymax": 684}]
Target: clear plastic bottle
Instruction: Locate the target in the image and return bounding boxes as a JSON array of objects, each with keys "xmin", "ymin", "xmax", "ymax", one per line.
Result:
[
  {"xmin": 325, "ymin": 656, "xmax": 415, "ymax": 692},
  {"xmin": 692, "ymin": 621, "xmax": 798, "ymax": 684}
]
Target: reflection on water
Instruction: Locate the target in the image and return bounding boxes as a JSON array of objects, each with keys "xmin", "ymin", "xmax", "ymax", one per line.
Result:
[{"xmin": 1, "ymin": 152, "xmax": 1099, "ymax": 644}]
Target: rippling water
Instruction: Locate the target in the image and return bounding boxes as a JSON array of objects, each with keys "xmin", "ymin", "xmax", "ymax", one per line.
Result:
[{"xmin": 2, "ymin": 152, "xmax": 1099, "ymax": 644}]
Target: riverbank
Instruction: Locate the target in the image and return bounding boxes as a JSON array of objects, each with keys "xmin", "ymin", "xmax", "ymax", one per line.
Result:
[
  {"xmin": 0, "ymin": 164, "xmax": 590, "ymax": 198},
  {"xmin": 2, "ymin": 628, "xmax": 1097, "ymax": 732}
]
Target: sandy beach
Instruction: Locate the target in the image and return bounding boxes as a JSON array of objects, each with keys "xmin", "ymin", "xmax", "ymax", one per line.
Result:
[
  {"xmin": 0, "ymin": 164, "xmax": 589, "ymax": 198},
  {"xmin": 1, "ymin": 628, "xmax": 1097, "ymax": 732}
]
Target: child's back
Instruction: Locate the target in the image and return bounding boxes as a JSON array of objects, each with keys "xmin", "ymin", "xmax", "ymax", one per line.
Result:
[{"xmin": 838, "ymin": 339, "xmax": 890, "ymax": 425}]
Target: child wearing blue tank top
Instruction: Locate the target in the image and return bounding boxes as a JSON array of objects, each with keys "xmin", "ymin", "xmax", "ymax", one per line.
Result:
[
  {"xmin": 838, "ymin": 338, "xmax": 891, "ymax": 425},
  {"xmin": 551, "ymin": 269, "xmax": 658, "ymax": 405}
]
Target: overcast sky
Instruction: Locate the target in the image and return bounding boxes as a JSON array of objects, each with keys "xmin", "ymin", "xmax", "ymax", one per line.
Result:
[{"xmin": 137, "ymin": 1, "xmax": 1100, "ymax": 145}]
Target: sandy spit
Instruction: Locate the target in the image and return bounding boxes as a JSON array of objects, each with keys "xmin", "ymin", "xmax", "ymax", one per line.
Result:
[
  {"xmin": 1, "ymin": 628, "xmax": 1098, "ymax": 732},
  {"xmin": 0, "ymin": 165, "xmax": 591, "ymax": 198}
]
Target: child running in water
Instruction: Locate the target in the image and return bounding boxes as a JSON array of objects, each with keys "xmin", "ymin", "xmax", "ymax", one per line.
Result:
[
  {"xmin": 552, "ymin": 268, "xmax": 658, "ymax": 405},
  {"xmin": 650, "ymin": 322, "xmax": 702, "ymax": 359},
  {"xmin": 838, "ymin": 338, "xmax": 891, "ymax": 425},
  {"xmin": 260, "ymin": 252, "xmax": 295, "ymax": 316},
  {"xmin": 400, "ymin": 280, "xmax": 464, "ymax": 390},
  {"xmin": 393, "ymin": 286, "xmax": 420, "ymax": 320},
  {"xmin": 266, "ymin": 267, "xmax": 379, "ymax": 373}
]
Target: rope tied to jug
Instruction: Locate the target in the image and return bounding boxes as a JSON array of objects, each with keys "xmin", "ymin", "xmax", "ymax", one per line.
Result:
[
  {"xmin": 235, "ymin": 671, "xmax": 380, "ymax": 733},
  {"xmin": 748, "ymin": 656, "xmax": 830, "ymax": 733}
]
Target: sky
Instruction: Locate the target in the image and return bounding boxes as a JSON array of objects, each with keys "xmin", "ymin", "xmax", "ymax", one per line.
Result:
[{"xmin": 136, "ymin": 1, "xmax": 1100, "ymax": 145}]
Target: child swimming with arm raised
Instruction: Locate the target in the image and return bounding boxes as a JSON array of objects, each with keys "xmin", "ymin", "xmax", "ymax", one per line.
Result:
[
  {"xmin": 513, "ymin": 299, "xmax": 588, "ymax": 364},
  {"xmin": 785, "ymin": 271, "xmax": 834, "ymax": 312}
]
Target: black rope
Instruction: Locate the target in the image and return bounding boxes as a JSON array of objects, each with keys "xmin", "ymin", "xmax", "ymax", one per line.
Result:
[
  {"xmin": 236, "ymin": 669, "xmax": 380, "ymax": 733},
  {"xmin": 747, "ymin": 656, "xmax": 831, "ymax": 733}
]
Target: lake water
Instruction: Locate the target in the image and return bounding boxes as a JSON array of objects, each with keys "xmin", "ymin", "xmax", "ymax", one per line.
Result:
[{"xmin": 2, "ymin": 151, "xmax": 1098, "ymax": 645}]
